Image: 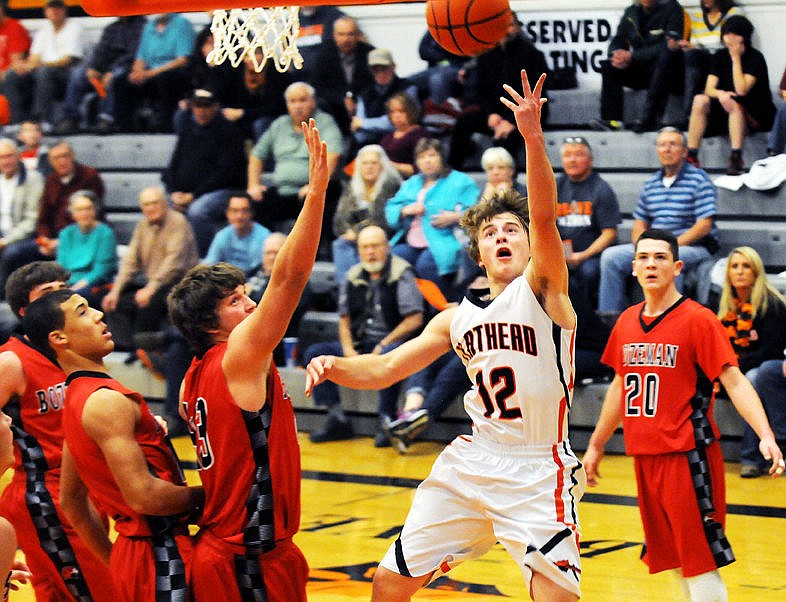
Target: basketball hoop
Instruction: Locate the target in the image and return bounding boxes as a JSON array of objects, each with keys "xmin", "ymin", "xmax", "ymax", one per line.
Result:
[{"xmin": 207, "ymin": 7, "xmax": 303, "ymax": 73}]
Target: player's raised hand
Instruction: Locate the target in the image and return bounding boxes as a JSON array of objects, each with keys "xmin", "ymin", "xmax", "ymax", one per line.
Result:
[
  {"xmin": 304, "ymin": 355, "xmax": 337, "ymax": 396},
  {"xmin": 499, "ymin": 70, "xmax": 547, "ymax": 141},
  {"xmin": 303, "ymin": 118, "xmax": 328, "ymax": 197}
]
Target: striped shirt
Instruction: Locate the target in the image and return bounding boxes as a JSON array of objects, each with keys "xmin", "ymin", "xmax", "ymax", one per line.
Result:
[{"xmin": 634, "ymin": 162, "xmax": 718, "ymax": 243}]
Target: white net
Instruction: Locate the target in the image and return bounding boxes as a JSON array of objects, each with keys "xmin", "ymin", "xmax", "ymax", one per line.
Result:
[{"xmin": 207, "ymin": 7, "xmax": 303, "ymax": 73}]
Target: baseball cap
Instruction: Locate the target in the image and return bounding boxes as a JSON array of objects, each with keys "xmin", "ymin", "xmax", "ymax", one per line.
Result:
[
  {"xmin": 191, "ymin": 88, "xmax": 218, "ymax": 106},
  {"xmin": 368, "ymin": 48, "xmax": 394, "ymax": 67}
]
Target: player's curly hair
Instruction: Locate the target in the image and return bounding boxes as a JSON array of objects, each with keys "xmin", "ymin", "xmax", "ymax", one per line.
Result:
[
  {"xmin": 460, "ymin": 188, "xmax": 529, "ymax": 263},
  {"xmin": 167, "ymin": 263, "xmax": 246, "ymax": 356}
]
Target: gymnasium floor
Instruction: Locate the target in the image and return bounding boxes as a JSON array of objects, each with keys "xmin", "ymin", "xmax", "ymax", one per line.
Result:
[{"xmin": 4, "ymin": 432, "xmax": 786, "ymax": 601}]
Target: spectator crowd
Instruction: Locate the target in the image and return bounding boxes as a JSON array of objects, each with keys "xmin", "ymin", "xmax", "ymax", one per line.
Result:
[{"xmin": 0, "ymin": 1, "xmax": 784, "ymax": 462}]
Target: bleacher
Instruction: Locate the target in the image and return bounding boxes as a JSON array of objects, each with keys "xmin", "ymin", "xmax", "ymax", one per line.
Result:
[
  {"xmin": 42, "ymin": 0, "xmax": 784, "ymax": 459},
  {"xmin": 81, "ymin": 104, "xmax": 786, "ymax": 461}
]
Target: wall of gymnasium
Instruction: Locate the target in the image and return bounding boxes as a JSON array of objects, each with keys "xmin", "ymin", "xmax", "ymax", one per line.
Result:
[
  {"xmin": 19, "ymin": 1, "xmax": 786, "ymax": 95},
  {"xmin": 344, "ymin": 0, "xmax": 786, "ymax": 92}
]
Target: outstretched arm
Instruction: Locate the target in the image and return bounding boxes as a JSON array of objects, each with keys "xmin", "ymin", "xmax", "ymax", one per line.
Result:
[
  {"xmin": 499, "ymin": 71, "xmax": 574, "ymax": 330},
  {"xmin": 224, "ymin": 119, "xmax": 329, "ymax": 411},
  {"xmin": 305, "ymin": 307, "xmax": 455, "ymax": 395}
]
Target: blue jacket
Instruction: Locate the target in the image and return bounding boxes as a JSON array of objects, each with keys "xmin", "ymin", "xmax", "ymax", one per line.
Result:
[{"xmin": 385, "ymin": 170, "xmax": 479, "ymax": 275}]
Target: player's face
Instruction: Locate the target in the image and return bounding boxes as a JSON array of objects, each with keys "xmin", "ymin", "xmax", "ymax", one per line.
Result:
[
  {"xmin": 214, "ymin": 285, "xmax": 256, "ymax": 338},
  {"xmin": 655, "ymin": 131, "xmax": 687, "ymax": 171},
  {"xmin": 59, "ymin": 294, "xmax": 114, "ymax": 358},
  {"xmin": 0, "ymin": 410, "xmax": 14, "ymax": 473},
  {"xmin": 27, "ymin": 280, "xmax": 67, "ymax": 306},
  {"xmin": 727, "ymin": 252, "xmax": 756, "ymax": 294},
  {"xmin": 632, "ymin": 239, "xmax": 683, "ymax": 291},
  {"xmin": 561, "ymin": 143, "xmax": 592, "ymax": 182},
  {"xmin": 476, "ymin": 212, "xmax": 530, "ymax": 281}
]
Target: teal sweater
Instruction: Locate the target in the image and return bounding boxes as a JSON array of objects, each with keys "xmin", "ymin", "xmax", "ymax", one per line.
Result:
[{"xmin": 57, "ymin": 222, "xmax": 118, "ymax": 286}]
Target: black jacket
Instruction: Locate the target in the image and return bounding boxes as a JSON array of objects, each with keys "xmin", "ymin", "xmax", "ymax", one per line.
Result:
[{"xmin": 608, "ymin": 0, "xmax": 685, "ymax": 64}]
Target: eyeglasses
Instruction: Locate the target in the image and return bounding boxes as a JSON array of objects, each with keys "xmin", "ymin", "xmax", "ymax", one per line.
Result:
[
  {"xmin": 563, "ymin": 136, "xmax": 591, "ymax": 148},
  {"xmin": 562, "ymin": 136, "xmax": 592, "ymax": 153}
]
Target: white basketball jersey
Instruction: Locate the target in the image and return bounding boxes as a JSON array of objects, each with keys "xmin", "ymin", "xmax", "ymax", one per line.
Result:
[{"xmin": 450, "ymin": 275, "xmax": 576, "ymax": 446}]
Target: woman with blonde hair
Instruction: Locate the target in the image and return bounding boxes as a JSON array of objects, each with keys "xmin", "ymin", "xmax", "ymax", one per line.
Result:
[
  {"xmin": 332, "ymin": 144, "xmax": 402, "ymax": 282},
  {"xmin": 717, "ymin": 245, "xmax": 786, "ymax": 376},
  {"xmin": 718, "ymin": 246, "xmax": 786, "ymax": 477}
]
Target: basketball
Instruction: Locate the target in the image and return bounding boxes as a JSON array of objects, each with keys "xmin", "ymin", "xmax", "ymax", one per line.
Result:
[{"xmin": 426, "ymin": 0, "xmax": 512, "ymax": 57}]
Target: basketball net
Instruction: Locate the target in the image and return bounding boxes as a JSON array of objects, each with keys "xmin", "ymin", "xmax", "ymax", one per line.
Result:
[{"xmin": 207, "ymin": 7, "xmax": 303, "ymax": 73}]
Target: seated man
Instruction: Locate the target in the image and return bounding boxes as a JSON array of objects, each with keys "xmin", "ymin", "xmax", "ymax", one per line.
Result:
[
  {"xmin": 4, "ymin": 0, "xmax": 82, "ymax": 128},
  {"xmin": 0, "ymin": 138, "xmax": 44, "ymax": 294},
  {"xmin": 203, "ymin": 192, "xmax": 270, "ymax": 274},
  {"xmin": 556, "ymin": 135, "xmax": 620, "ymax": 305},
  {"xmin": 112, "ymin": 13, "xmax": 194, "ymax": 132},
  {"xmin": 247, "ymin": 81, "xmax": 343, "ymax": 243},
  {"xmin": 304, "ymin": 225, "xmax": 423, "ymax": 446},
  {"xmin": 590, "ymin": 0, "xmax": 686, "ymax": 132},
  {"xmin": 598, "ymin": 127, "xmax": 718, "ymax": 316},
  {"xmin": 56, "ymin": 15, "xmax": 146, "ymax": 135},
  {"xmin": 350, "ymin": 48, "xmax": 417, "ymax": 148},
  {"xmin": 163, "ymin": 88, "xmax": 246, "ymax": 256},
  {"xmin": 101, "ymin": 186, "xmax": 198, "ymax": 351}
]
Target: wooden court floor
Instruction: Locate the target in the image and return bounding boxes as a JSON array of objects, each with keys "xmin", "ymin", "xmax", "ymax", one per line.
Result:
[{"xmin": 4, "ymin": 432, "xmax": 786, "ymax": 601}]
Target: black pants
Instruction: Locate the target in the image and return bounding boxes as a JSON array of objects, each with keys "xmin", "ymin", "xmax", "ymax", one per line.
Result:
[
  {"xmin": 599, "ymin": 47, "xmax": 684, "ymax": 123},
  {"xmin": 112, "ymin": 68, "xmax": 191, "ymax": 132},
  {"xmin": 106, "ymin": 278, "xmax": 174, "ymax": 351}
]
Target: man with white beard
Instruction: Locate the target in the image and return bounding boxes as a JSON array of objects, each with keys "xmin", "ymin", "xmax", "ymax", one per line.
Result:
[{"xmin": 304, "ymin": 225, "xmax": 423, "ymax": 446}]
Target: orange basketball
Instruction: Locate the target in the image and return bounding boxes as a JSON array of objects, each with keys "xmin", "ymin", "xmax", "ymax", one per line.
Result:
[{"xmin": 426, "ymin": 0, "xmax": 512, "ymax": 57}]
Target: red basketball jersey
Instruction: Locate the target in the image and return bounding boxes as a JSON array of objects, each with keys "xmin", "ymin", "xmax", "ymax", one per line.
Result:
[
  {"xmin": 0, "ymin": 335, "xmax": 67, "ymax": 479},
  {"xmin": 602, "ymin": 297, "xmax": 737, "ymax": 455},
  {"xmin": 182, "ymin": 343, "xmax": 301, "ymax": 551},
  {"xmin": 63, "ymin": 372, "xmax": 188, "ymax": 537}
]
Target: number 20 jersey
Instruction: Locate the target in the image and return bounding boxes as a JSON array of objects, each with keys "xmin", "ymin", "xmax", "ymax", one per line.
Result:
[
  {"xmin": 450, "ymin": 275, "xmax": 576, "ymax": 446},
  {"xmin": 601, "ymin": 297, "xmax": 737, "ymax": 456}
]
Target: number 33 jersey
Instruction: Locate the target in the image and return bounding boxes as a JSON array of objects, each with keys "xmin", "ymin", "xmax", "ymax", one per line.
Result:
[{"xmin": 450, "ymin": 275, "xmax": 576, "ymax": 446}]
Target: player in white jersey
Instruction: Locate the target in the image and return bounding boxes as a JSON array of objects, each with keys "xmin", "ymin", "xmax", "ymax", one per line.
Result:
[{"xmin": 305, "ymin": 71, "xmax": 584, "ymax": 602}]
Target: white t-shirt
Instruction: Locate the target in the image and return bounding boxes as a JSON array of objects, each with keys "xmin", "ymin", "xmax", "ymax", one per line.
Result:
[
  {"xmin": 0, "ymin": 174, "xmax": 17, "ymax": 236},
  {"xmin": 30, "ymin": 18, "xmax": 83, "ymax": 63}
]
